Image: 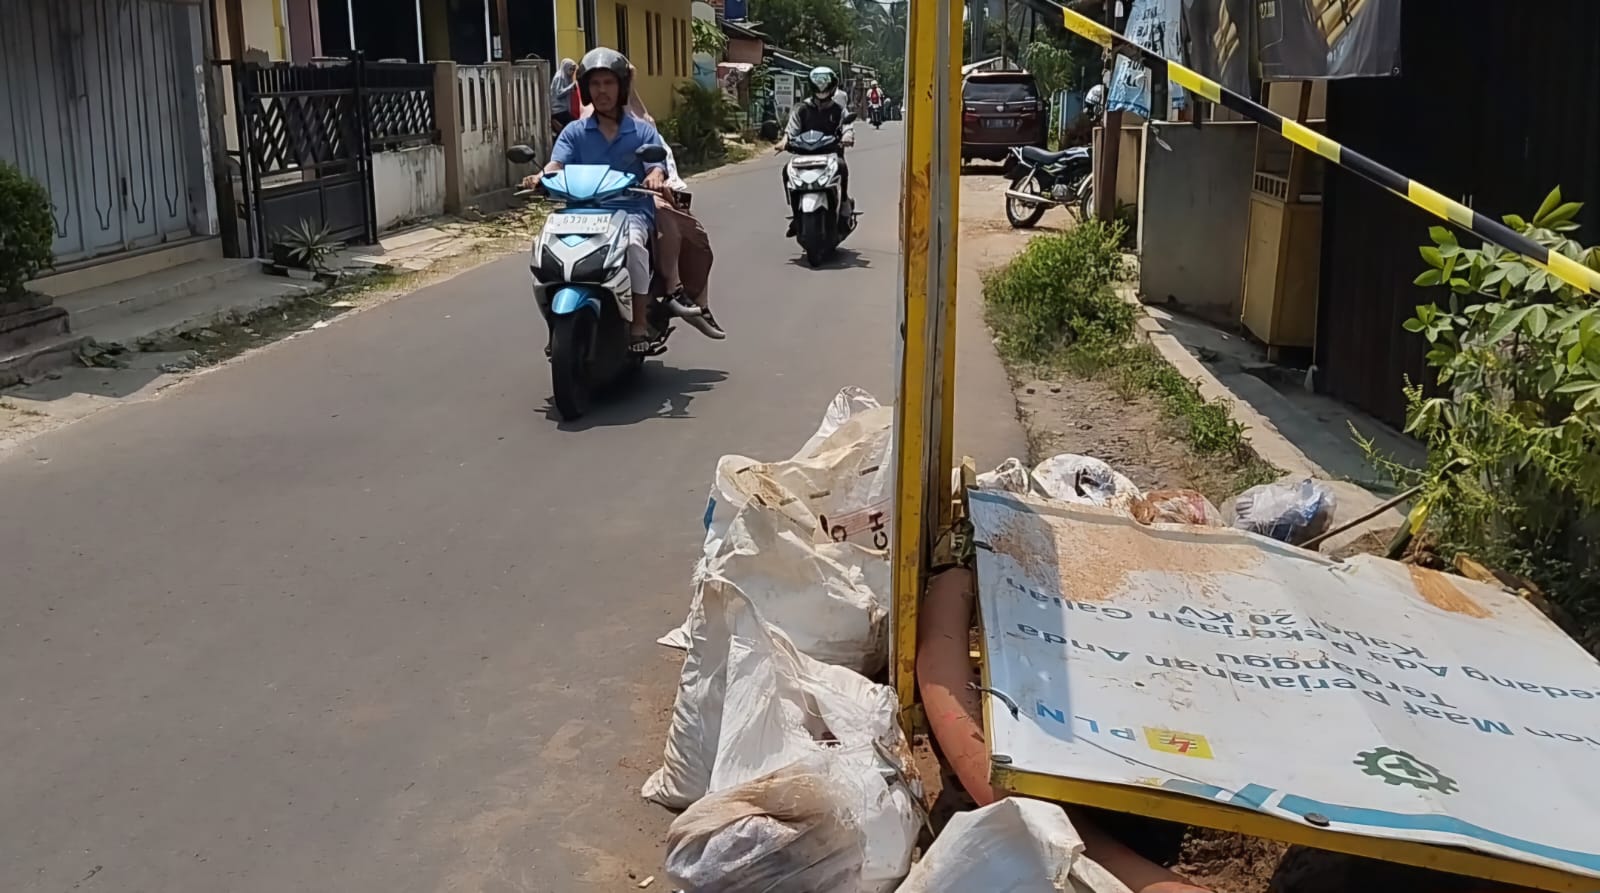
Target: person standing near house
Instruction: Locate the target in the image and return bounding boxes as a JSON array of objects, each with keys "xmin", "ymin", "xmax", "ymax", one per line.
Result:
[{"xmin": 550, "ymin": 59, "xmax": 579, "ymax": 130}]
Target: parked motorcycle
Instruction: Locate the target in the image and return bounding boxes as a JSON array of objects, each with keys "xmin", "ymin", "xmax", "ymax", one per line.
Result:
[
  {"xmin": 506, "ymin": 143, "xmax": 679, "ymax": 422},
  {"xmin": 1004, "ymin": 144, "xmax": 1094, "ymax": 229},
  {"xmin": 783, "ymin": 112, "xmax": 858, "ymax": 267}
]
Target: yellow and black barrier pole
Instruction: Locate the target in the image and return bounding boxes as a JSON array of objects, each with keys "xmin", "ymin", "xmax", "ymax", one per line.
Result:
[{"xmin": 1056, "ymin": 4, "xmax": 1600, "ymax": 296}]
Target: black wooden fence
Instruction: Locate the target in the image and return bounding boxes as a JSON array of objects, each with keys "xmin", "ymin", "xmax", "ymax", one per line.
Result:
[{"xmin": 227, "ymin": 56, "xmax": 438, "ymax": 259}]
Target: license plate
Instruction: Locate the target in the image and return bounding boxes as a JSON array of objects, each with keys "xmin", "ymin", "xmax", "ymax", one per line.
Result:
[
  {"xmin": 983, "ymin": 117, "xmax": 1017, "ymax": 129},
  {"xmin": 548, "ymin": 212, "xmax": 610, "ymax": 235}
]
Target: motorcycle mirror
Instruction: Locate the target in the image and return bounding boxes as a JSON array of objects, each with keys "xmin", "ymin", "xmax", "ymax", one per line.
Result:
[
  {"xmin": 636, "ymin": 144, "xmax": 668, "ymax": 164},
  {"xmin": 841, "ymin": 112, "xmax": 857, "ymax": 125},
  {"xmin": 505, "ymin": 144, "xmax": 539, "ymax": 165}
]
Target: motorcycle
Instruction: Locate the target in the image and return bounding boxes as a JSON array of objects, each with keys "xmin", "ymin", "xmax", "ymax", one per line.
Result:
[
  {"xmin": 1003, "ymin": 144, "xmax": 1094, "ymax": 229},
  {"xmin": 784, "ymin": 112, "xmax": 858, "ymax": 267},
  {"xmin": 868, "ymin": 101, "xmax": 884, "ymax": 129},
  {"xmin": 506, "ymin": 143, "xmax": 680, "ymax": 422}
]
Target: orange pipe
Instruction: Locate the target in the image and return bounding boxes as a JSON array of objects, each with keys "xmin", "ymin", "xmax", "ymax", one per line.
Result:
[{"xmin": 917, "ymin": 568, "xmax": 1213, "ymax": 893}]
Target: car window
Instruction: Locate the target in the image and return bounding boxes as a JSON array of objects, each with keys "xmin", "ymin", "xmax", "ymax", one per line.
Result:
[{"xmin": 963, "ymin": 78, "xmax": 1040, "ymax": 103}]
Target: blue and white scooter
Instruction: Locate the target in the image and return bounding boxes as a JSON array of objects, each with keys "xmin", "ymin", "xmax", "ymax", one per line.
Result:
[{"xmin": 507, "ymin": 143, "xmax": 677, "ymax": 421}]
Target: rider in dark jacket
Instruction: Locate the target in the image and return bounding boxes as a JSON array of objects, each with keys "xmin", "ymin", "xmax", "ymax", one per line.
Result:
[{"xmin": 777, "ymin": 66, "xmax": 855, "ymax": 237}]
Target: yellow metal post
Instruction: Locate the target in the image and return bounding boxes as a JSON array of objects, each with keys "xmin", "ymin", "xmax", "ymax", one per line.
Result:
[{"xmin": 890, "ymin": 0, "xmax": 962, "ymax": 732}]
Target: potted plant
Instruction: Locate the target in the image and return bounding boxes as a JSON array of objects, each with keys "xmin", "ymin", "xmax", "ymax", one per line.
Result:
[{"xmin": 268, "ymin": 219, "xmax": 342, "ymax": 282}]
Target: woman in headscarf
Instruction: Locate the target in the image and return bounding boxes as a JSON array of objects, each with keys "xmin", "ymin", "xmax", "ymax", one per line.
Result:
[{"xmin": 549, "ymin": 58, "xmax": 578, "ymax": 130}]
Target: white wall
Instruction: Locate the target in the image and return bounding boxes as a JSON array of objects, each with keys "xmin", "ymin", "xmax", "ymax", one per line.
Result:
[{"xmin": 374, "ymin": 145, "xmax": 446, "ymax": 233}]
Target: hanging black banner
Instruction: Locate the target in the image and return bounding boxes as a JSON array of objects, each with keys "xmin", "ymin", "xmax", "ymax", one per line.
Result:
[
  {"xmin": 1257, "ymin": 0, "xmax": 1401, "ymax": 80},
  {"xmin": 1181, "ymin": 0, "xmax": 1253, "ymax": 97}
]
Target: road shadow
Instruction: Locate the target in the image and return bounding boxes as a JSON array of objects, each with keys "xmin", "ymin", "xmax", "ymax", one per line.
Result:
[
  {"xmin": 785, "ymin": 248, "xmax": 872, "ymax": 270},
  {"xmin": 544, "ymin": 364, "xmax": 729, "ymax": 430}
]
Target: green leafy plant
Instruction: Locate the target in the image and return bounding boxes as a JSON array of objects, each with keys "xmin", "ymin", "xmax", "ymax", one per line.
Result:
[
  {"xmin": 1398, "ymin": 186, "xmax": 1600, "ymax": 648},
  {"xmin": 749, "ymin": 0, "xmax": 855, "ymax": 56},
  {"xmin": 691, "ymin": 16, "xmax": 727, "ymax": 57},
  {"xmin": 274, "ymin": 219, "xmax": 342, "ymax": 272},
  {"xmin": 0, "ymin": 160, "xmax": 56, "ymax": 297},
  {"xmin": 982, "ymin": 219, "xmax": 1133, "ymax": 361},
  {"xmin": 663, "ymin": 82, "xmax": 733, "ymax": 165}
]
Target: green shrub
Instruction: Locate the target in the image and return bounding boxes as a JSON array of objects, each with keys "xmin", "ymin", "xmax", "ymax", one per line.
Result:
[
  {"xmin": 983, "ymin": 219, "xmax": 1133, "ymax": 362},
  {"xmin": 1393, "ymin": 186, "xmax": 1600, "ymax": 649},
  {"xmin": 663, "ymin": 82, "xmax": 732, "ymax": 165},
  {"xmin": 0, "ymin": 160, "xmax": 55, "ymax": 296}
]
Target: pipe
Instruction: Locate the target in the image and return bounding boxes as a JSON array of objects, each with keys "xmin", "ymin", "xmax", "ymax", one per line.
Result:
[
  {"xmin": 1003, "ymin": 188, "xmax": 1054, "ymax": 206},
  {"xmin": 917, "ymin": 568, "xmax": 1213, "ymax": 893}
]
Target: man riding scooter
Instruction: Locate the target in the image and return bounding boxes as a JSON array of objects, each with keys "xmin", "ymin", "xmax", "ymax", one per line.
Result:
[
  {"xmin": 865, "ymin": 80, "xmax": 884, "ymax": 128},
  {"xmin": 529, "ymin": 47, "xmax": 694, "ymax": 354},
  {"xmin": 775, "ymin": 66, "xmax": 855, "ymax": 238}
]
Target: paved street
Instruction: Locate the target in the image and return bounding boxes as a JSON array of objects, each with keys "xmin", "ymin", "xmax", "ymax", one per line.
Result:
[{"xmin": 0, "ymin": 124, "xmax": 1021, "ymax": 892}]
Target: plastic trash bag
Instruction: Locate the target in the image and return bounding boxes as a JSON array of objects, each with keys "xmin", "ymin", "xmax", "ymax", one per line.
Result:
[
  {"xmin": 1030, "ymin": 454, "xmax": 1142, "ymax": 514},
  {"xmin": 894, "ymin": 798, "xmax": 1133, "ymax": 893},
  {"xmin": 1132, "ymin": 489, "xmax": 1226, "ymax": 527},
  {"xmin": 1226, "ymin": 477, "xmax": 1338, "ymax": 545},
  {"xmin": 975, "ymin": 458, "xmax": 1032, "ymax": 494}
]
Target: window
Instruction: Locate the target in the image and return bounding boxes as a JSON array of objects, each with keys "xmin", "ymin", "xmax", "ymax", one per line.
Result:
[
  {"xmin": 650, "ymin": 12, "xmax": 663, "ymax": 76},
  {"xmin": 614, "ymin": 5, "xmax": 629, "ymax": 56},
  {"xmin": 644, "ymin": 10, "xmax": 656, "ymax": 74}
]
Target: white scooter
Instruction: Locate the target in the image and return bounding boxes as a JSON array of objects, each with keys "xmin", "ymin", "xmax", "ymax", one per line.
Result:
[
  {"xmin": 507, "ymin": 143, "xmax": 678, "ymax": 422},
  {"xmin": 783, "ymin": 112, "xmax": 858, "ymax": 267}
]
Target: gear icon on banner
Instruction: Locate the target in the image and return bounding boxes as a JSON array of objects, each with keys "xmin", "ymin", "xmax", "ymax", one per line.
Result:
[{"xmin": 1355, "ymin": 747, "xmax": 1459, "ymax": 794}]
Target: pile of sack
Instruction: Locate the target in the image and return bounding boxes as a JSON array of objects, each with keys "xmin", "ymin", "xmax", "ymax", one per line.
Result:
[{"xmin": 642, "ymin": 388, "xmax": 1337, "ymax": 891}]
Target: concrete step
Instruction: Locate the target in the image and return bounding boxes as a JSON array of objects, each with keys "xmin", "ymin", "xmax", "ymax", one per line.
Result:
[
  {"xmin": 0, "ymin": 304, "xmax": 70, "ymax": 354},
  {"xmin": 53, "ymin": 258, "xmax": 259, "ymax": 331},
  {"xmin": 0, "ymin": 332, "xmax": 91, "ymax": 389}
]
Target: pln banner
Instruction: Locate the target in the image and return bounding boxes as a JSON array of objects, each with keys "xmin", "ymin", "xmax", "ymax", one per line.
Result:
[
  {"xmin": 1180, "ymin": 0, "xmax": 1253, "ymax": 97},
  {"xmin": 1258, "ymin": 0, "xmax": 1401, "ymax": 80},
  {"xmin": 969, "ymin": 489, "xmax": 1600, "ymax": 881}
]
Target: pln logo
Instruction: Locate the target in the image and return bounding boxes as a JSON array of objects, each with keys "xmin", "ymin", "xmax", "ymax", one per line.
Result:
[{"xmin": 1143, "ymin": 727, "xmax": 1214, "ymax": 759}]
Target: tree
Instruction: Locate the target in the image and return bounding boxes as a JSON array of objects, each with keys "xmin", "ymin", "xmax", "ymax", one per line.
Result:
[
  {"xmin": 846, "ymin": 0, "xmax": 905, "ymax": 93},
  {"xmin": 750, "ymin": 0, "xmax": 856, "ymax": 57}
]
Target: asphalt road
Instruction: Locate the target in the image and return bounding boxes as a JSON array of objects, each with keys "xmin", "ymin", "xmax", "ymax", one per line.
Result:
[{"xmin": 0, "ymin": 124, "xmax": 1021, "ymax": 892}]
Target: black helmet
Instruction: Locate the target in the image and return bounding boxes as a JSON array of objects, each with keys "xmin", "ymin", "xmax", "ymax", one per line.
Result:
[{"xmin": 577, "ymin": 47, "xmax": 633, "ymax": 107}]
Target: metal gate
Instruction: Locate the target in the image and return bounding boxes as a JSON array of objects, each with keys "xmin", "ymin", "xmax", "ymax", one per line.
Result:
[
  {"xmin": 0, "ymin": 0, "xmax": 208, "ymax": 265},
  {"xmin": 232, "ymin": 59, "xmax": 378, "ymax": 257}
]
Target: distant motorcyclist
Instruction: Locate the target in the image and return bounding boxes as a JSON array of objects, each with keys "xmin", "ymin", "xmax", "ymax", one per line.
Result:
[
  {"xmin": 866, "ymin": 81, "xmax": 884, "ymax": 126},
  {"xmin": 776, "ymin": 66, "xmax": 855, "ymax": 237}
]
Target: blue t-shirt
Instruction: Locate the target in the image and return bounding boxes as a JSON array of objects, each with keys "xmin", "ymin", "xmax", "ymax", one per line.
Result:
[{"xmin": 551, "ymin": 114, "xmax": 666, "ymax": 218}]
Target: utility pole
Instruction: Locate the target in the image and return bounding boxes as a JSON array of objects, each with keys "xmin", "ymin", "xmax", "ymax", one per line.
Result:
[{"xmin": 999, "ymin": 0, "xmax": 1009, "ymax": 67}]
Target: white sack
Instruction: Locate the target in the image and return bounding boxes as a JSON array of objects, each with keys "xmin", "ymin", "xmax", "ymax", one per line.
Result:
[
  {"xmin": 665, "ymin": 750, "xmax": 916, "ymax": 893},
  {"xmin": 1031, "ymin": 454, "xmax": 1142, "ymax": 514},
  {"xmin": 895, "ymin": 798, "xmax": 1133, "ymax": 893},
  {"xmin": 660, "ymin": 388, "xmax": 893, "ymax": 650},
  {"xmin": 688, "ymin": 499, "xmax": 888, "ymax": 674},
  {"xmin": 642, "ymin": 578, "xmax": 917, "ymax": 888}
]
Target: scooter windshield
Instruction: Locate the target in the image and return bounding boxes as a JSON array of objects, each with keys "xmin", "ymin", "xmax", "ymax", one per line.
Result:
[
  {"xmin": 788, "ymin": 130, "xmax": 839, "ymax": 155},
  {"xmin": 542, "ymin": 164, "xmax": 637, "ymax": 205}
]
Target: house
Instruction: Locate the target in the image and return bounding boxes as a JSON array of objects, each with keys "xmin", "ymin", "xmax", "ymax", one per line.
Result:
[
  {"xmin": 557, "ymin": 0, "xmax": 696, "ymax": 115},
  {"xmin": 720, "ymin": 18, "xmax": 766, "ymax": 66},
  {"xmin": 1123, "ymin": 0, "xmax": 1600, "ymax": 436},
  {"xmin": 3, "ymin": 0, "xmax": 220, "ymax": 280}
]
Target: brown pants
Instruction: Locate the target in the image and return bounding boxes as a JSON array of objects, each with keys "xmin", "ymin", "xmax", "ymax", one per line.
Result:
[{"xmin": 652, "ymin": 195, "xmax": 713, "ymax": 307}]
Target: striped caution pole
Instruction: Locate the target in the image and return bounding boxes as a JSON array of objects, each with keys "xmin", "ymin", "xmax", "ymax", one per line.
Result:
[{"xmin": 1056, "ymin": 5, "xmax": 1600, "ymax": 296}]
